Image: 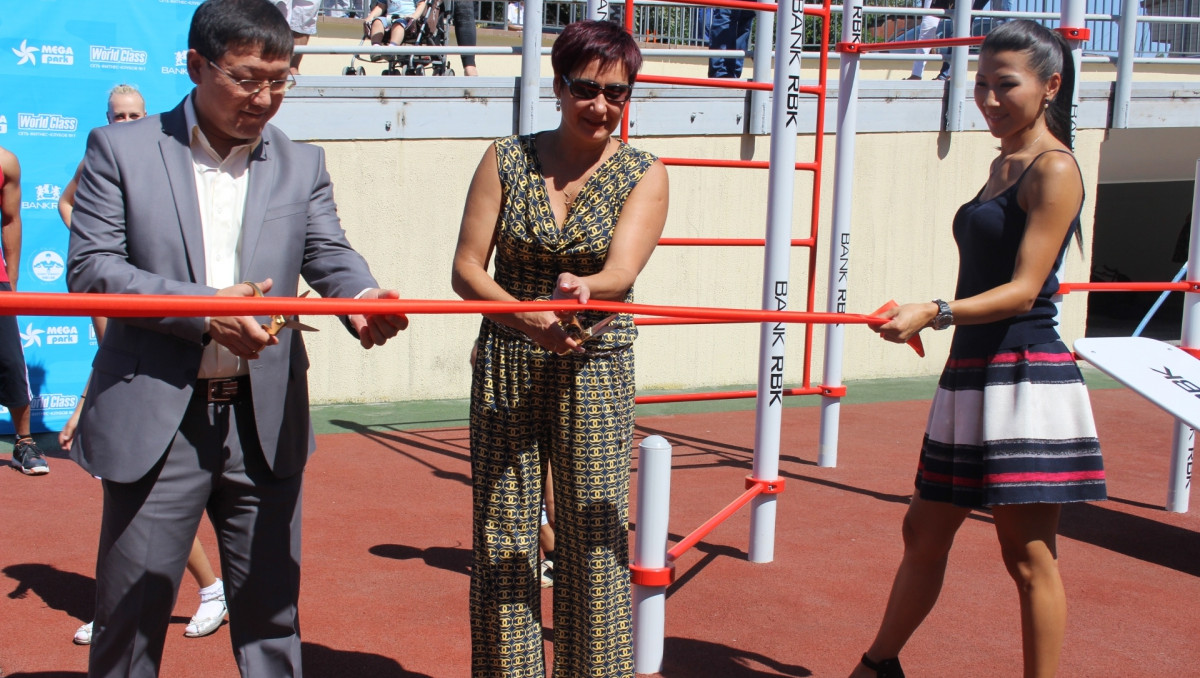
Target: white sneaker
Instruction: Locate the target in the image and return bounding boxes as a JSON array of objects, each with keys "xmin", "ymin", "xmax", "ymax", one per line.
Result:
[
  {"xmin": 540, "ymin": 559, "xmax": 554, "ymax": 588},
  {"xmin": 74, "ymin": 621, "xmax": 93, "ymax": 645},
  {"xmin": 185, "ymin": 579, "xmax": 227, "ymax": 638}
]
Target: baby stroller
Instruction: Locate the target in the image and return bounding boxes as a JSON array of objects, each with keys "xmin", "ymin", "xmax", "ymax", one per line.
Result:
[{"xmin": 345, "ymin": 0, "xmax": 454, "ymax": 76}]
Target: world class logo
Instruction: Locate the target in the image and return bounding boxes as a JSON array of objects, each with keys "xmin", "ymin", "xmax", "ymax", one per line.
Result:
[{"xmin": 90, "ymin": 45, "xmax": 148, "ymax": 69}]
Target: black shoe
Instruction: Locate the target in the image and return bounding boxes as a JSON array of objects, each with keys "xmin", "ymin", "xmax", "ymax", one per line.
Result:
[
  {"xmin": 11, "ymin": 437, "xmax": 49, "ymax": 475},
  {"xmin": 860, "ymin": 653, "xmax": 905, "ymax": 678}
]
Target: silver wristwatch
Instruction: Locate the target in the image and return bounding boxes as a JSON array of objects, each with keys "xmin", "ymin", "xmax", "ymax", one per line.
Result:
[{"xmin": 931, "ymin": 299, "xmax": 953, "ymax": 330}]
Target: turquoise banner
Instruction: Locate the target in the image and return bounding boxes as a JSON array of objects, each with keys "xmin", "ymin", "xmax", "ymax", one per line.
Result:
[{"xmin": 0, "ymin": 0, "xmax": 201, "ymax": 432}]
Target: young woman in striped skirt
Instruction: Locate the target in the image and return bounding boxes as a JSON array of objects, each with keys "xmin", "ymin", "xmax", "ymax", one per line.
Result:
[{"xmin": 852, "ymin": 20, "xmax": 1106, "ymax": 678}]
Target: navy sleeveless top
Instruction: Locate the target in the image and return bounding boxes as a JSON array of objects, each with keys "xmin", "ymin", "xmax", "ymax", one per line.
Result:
[{"xmin": 949, "ymin": 149, "xmax": 1083, "ymax": 357}]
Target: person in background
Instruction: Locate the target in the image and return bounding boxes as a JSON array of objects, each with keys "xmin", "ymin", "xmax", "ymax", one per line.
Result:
[
  {"xmin": 853, "ymin": 20, "xmax": 1106, "ymax": 678},
  {"xmin": 364, "ymin": 0, "xmax": 429, "ymax": 51},
  {"xmin": 505, "ymin": 0, "xmax": 523, "ymax": 30},
  {"xmin": 452, "ymin": 0, "xmax": 479, "ymax": 75},
  {"xmin": 274, "ymin": 1, "xmax": 319, "ymax": 75},
  {"xmin": 452, "ymin": 20, "xmax": 668, "ymax": 678},
  {"xmin": 707, "ymin": 8, "xmax": 754, "ymax": 78},
  {"xmin": 60, "ymin": 84, "xmax": 147, "ymax": 231},
  {"xmin": 0, "ymin": 145, "xmax": 48, "ymax": 476},
  {"xmin": 909, "ymin": 0, "xmax": 1012, "ymax": 81}
]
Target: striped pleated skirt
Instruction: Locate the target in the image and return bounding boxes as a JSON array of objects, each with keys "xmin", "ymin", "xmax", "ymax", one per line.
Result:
[{"xmin": 916, "ymin": 340, "xmax": 1107, "ymax": 508}]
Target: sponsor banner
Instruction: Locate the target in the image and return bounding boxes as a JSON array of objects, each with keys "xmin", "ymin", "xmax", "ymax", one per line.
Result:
[{"xmin": 0, "ymin": 3, "xmax": 197, "ymax": 433}]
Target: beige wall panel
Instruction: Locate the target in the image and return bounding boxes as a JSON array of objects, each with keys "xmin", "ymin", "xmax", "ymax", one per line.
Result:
[{"xmin": 297, "ymin": 128, "xmax": 1099, "ymax": 403}]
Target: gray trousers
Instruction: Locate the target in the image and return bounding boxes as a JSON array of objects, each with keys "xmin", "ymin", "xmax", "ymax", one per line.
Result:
[{"xmin": 88, "ymin": 391, "xmax": 304, "ymax": 678}]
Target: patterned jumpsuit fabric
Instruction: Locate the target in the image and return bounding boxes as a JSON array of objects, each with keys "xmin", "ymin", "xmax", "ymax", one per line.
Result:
[{"xmin": 469, "ymin": 134, "xmax": 657, "ymax": 678}]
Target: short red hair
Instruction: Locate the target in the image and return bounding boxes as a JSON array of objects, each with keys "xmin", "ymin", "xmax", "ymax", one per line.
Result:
[{"xmin": 550, "ymin": 20, "xmax": 642, "ymax": 84}]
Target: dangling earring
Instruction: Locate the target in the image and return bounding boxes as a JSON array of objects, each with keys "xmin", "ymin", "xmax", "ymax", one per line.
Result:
[
  {"xmin": 1044, "ymin": 98, "xmax": 1051, "ymax": 109},
  {"xmin": 555, "ymin": 98, "xmax": 561, "ymax": 111}
]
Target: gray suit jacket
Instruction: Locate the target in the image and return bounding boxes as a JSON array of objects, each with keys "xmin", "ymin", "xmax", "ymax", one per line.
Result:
[{"xmin": 67, "ymin": 95, "xmax": 378, "ymax": 483}]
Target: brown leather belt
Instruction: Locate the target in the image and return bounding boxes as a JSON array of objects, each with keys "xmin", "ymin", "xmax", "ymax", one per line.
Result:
[{"xmin": 197, "ymin": 376, "xmax": 251, "ymax": 403}]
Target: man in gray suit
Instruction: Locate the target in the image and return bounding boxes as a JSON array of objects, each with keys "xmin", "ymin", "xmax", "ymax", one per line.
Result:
[{"xmin": 66, "ymin": 1, "xmax": 407, "ymax": 675}]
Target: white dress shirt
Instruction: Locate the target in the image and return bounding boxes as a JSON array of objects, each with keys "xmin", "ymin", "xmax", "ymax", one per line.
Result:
[{"xmin": 184, "ymin": 95, "xmax": 257, "ymax": 379}]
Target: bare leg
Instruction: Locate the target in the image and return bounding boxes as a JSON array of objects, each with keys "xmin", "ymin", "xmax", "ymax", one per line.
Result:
[
  {"xmin": 540, "ymin": 464, "xmax": 556, "ymax": 555},
  {"xmin": 185, "ymin": 536, "xmax": 217, "ymax": 589},
  {"xmin": 184, "ymin": 528, "xmax": 227, "ymax": 640},
  {"xmin": 542, "ymin": 462, "xmax": 556, "ymax": 527},
  {"xmin": 850, "ymin": 493, "xmax": 970, "ymax": 677},
  {"xmin": 992, "ymin": 503, "xmax": 1065, "ymax": 678},
  {"xmin": 12, "ymin": 403, "xmax": 31, "ymax": 437},
  {"xmin": 290, "ymin": 33, "xmax": 309, "ymax": 75},
  {"xmin": 369, "ymin": 18, "xmax": 387, "ymax": 45},
  {"xmin": 910, "ymin": 0, "xmax": 939, "ymax": 80},
  {"xmin": 388, "ymin": 22, "xmax": 405, "ymax": 45}
]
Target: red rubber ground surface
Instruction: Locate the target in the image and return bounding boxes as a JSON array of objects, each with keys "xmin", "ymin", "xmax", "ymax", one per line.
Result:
[{"xmin": 2, "ymin": 388, "xmax": 1198, "ymax": 677}]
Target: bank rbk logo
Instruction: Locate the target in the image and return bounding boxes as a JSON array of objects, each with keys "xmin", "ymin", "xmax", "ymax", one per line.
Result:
[{"xmin": 13, "ymin": 40, "xmax": 38, "ymax": 66}]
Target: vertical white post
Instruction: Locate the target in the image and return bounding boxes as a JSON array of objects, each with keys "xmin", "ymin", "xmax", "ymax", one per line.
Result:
[
  {"xmin": 747, "ymin": 0, "xmax": 804, "ymax": 564},
  {"xmin": 1166, "ymin": 160, "xmax": 1200, "ymax": 512},
  {"xmin": 944, "ymin": 0, "xmax": 972, "ymax": 131},
  {"xmin": 1112, "ymin": 0, "xmax": 1139, "ymax": 128},
  {"xmin": 586, "ymin": 0, "xmax": 608, "ymax": 22},
  {"xmin": 632, "ymin": 435, "xmax": 672, "ymax": 674},
  {"xmin": 748, "ymin": 3, "xmax": 775, "ymax": 134},
  {"xmin": 1167, "ymin": 424, "xmax": 1194, "ymax": 512},
  {"xmin": 518, "ymin": 0, "xmax": 544, "ymax": 136},
  {"xmin": 1062, "ymin": 0, "xmax": 1085, "ymax": 149},
  {"xmin": 818, "ymin": 0, "xmax": 862, "ymax": 469}
]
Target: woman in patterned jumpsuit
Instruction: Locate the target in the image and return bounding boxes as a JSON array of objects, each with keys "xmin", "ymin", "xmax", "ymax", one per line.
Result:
[{"xmin": 451, "ymin": 20, "xmax": 669, "ymax": 678}]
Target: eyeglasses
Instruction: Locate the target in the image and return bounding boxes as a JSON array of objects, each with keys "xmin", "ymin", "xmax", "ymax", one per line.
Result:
[
  {"xmin": 207, "ymin": 60, "xmax": 295, "ymax": 96},
  {"xmin": 561, "ymin": 75, "xmax": 633, "ymax": 104}
]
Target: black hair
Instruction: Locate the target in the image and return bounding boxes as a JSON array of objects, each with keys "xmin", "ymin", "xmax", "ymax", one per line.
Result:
[
  {"xmin": 189, "ymin": 0, "xmax": 294, "ymax": 64},
  {"xmin": 980, "ymin": 19, "xmax": 1076, "ymax": 150}
]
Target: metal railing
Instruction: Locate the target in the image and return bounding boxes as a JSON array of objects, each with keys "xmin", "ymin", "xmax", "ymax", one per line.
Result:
[{"xmin": 315, "ymin": 0, "xmax": 1200, "ymax": 57}]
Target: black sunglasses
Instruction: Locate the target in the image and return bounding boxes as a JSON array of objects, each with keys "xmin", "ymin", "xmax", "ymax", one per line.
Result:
[{"xmin": 562, "ymin": 75, "xmax": 633, "ymax": 104}]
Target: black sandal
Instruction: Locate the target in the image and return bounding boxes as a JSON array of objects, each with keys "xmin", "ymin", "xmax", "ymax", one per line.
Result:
[{"xmin": 860, "ymin": 653, "xmax": 905, "ymax": 678}]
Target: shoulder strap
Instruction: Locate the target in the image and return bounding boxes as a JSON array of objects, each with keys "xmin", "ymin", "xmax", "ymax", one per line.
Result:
[
  {"xmin": 1016, "ymin": 148, "xmax": 1086, "ymax": 248},
  {"xmin": 1014, "ymin": 149, "xmax": 1080, "ymax": 191}
]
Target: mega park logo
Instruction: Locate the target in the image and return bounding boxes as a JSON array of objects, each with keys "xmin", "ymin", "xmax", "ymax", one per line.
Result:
[{"xmin": 12, "ymin": 39, "xmax": 74, "ymax": 66}]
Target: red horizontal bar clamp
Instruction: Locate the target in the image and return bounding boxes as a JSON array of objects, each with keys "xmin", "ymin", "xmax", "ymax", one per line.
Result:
[
  {"xmin": 629, "ymin": 562, "xmax": 676, "ymax": 587},
  {"xmin": 1056, "ymin": 27, "xmax": 1091, "ymax": 40}
]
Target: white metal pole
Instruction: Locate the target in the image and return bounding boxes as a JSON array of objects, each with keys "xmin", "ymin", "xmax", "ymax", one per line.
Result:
[
  {"xmin": 818, "ymin": 0, "xmax": 862, "ymax": 468},
  {"xmin": 632, "ymin": 435, "xmax": 672, "ymax": 673},
  {"xmin": 748, "ymin": 3, "xmax": 775, "ymax": 134},
  {"xmin": 1112, "ymin": 0, "xmax": 1139, "ymax": 128},
  {"xmin": 586, "ymin": 0, "xmax": 609, "ymax": 22},
  {"xmin": 1167, "ymin": 423, "xmax": 1194, "ymax": 512},
  {"xmin": 747, "ymin": 0, "xmax": 804, "ymax": 564},
  {"xmin": 945, "ymin": 0, "xmax": 971, "ymax": 131},
  {"xmin": 518, "ymin": 0, "xmax": 544, "ymax": 136},
  {"xmin": 1166, "ymin": 159, "xmax": 1200, "ymax": 512},
  {"xmin": 1062, "ymin": 0, "xmax": 1085, "ymax": 149}
]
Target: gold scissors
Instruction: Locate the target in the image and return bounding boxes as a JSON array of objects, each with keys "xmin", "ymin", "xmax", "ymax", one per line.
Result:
[
  {"xmin": 559, "ymin": 313, "xmax": 619, "ymax": 350},
  {"xmin": 243, "ymin": 282, "xmax": 320, "ymax": 336}
]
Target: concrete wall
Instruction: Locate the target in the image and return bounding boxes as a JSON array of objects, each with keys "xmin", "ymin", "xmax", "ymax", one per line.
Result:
[{"xmin": 296, "ymin": 129, "xmax": 1103, "ymax": 403}]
